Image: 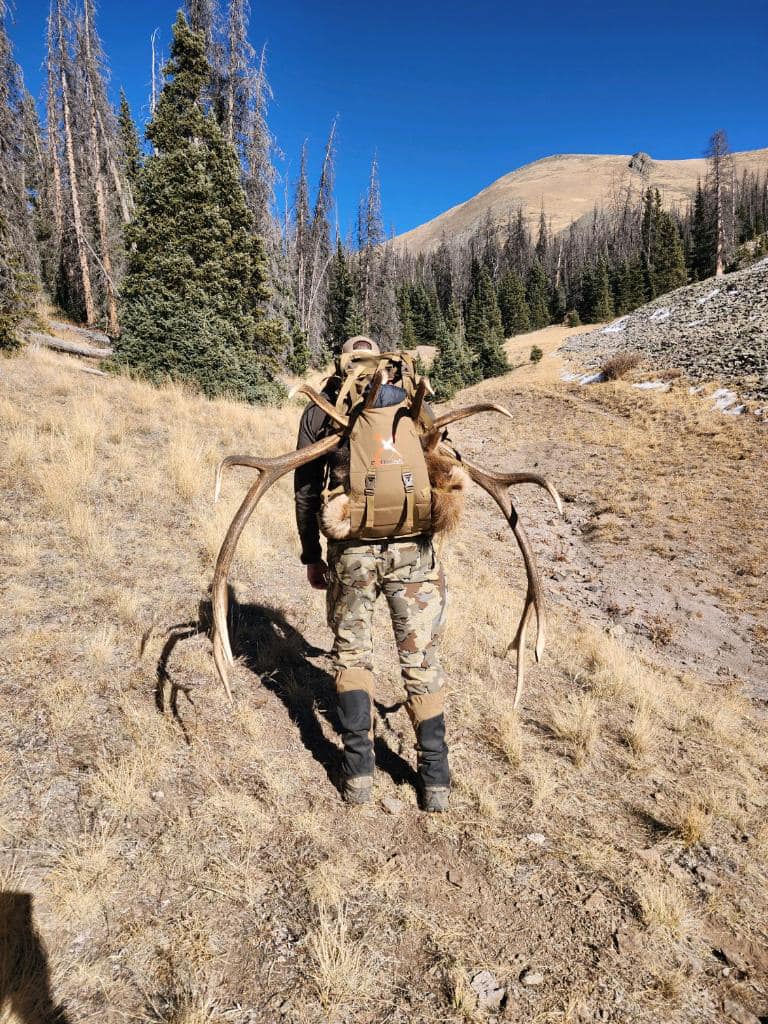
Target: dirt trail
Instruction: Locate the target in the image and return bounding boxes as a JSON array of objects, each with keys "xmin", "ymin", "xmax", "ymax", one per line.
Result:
[{"xmin": 448, "ymin": 328, "xmax": 768, "ymax": 701}]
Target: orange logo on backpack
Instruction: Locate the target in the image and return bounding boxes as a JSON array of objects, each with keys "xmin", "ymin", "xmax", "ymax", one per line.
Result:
[{"xmin": 372, "ymin": 434, "xmax": 404, "ymax": 466}]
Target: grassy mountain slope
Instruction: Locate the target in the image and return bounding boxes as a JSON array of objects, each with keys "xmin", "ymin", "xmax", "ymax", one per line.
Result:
[
  {"xmin": 393, "ymin": 149, "xmax": 768, "ymax": 256},
  {"xmin": 1, "ymin": 342, "xmax": 766, "ymax": 1022}
]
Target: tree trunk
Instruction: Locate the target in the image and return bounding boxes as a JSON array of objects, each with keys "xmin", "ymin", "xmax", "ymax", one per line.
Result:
[
  {"xmin": 27, "ymin": 330, "xmax": 111, "ymax": 358},
  {"xmin": 56, "ymin": 1, "xmax": 95, "ymax": 324}
]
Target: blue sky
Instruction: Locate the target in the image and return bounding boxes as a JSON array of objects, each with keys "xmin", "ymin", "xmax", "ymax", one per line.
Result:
[{"xmin": 9, "ymin": 0, "xmax": 768, "ymax": 238}]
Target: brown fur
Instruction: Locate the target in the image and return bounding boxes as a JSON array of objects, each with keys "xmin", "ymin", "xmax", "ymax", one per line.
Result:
[
  {"xmin": 319, "ymin": 441, "xmax": 468, "ymax": 538},
  {"xmin": 425, "ymin": 448, "xmax": 468, "ymax": 535}
]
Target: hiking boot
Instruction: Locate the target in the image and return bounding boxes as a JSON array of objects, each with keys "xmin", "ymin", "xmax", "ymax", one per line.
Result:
[
  {"xmin": 337, "ymin": 682, "xmax": 375, "ymax": 783},
  {"xmin": 414, "ymin": 712, "xmax": 450, "ymax": 812},
  {"xmin": 421, "ymin": 785, "xmax": 450, "ymax": 813},
  {"xmin": 341, "ymin": 774, "xmax": 374, "ymax": 805}
]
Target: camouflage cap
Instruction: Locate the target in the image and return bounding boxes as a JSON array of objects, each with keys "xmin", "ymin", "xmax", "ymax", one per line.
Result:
[{"xmin": 342, "ymin": 335, "xmax": 380, "ymax": 354}]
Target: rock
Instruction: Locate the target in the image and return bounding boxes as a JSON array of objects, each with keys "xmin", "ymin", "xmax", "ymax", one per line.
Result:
[
  {"xmin": 695, "ymin": 865, "xmax": 720, "ymax": 887},
  {"xmin": 447, "ymin": 868, "xmax": 465, "ymax": 888},
  {"xmin": 637, "ymin": 847, "xmax": 662, "ymax": 870},
  {"xmin": 525, "ymin": 832, "xmax": 547, "ymax": 846},
  {"xmin": 470, "ymin": 970, "xmax": 506, "ymax": 1011},
  {"xmin": 722, "ymin": 998, "xmax": 761, "ymax": 1024},
  {"xmin": 584, "ymin": 891, "xmax": 608, "ymax": 913},
  {"xmin": 381, "ymin": 796, "xmax": 404, "ymax": 816},
  {"xmin": 520, "ymin": 970, "xmax": 545, "ymax": 987}
]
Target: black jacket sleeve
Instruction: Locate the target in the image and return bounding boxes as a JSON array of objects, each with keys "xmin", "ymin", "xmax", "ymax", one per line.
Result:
[{"xmin": 294, "ymin": 403, "xmax": 331, "ymax": 565}]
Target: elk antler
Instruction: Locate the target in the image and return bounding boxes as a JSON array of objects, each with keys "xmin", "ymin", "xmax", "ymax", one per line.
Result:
[
  {"xmin": 363, "ymin": 370, "xmax": 384, "ymax": 410},
  {"xmin": 439, "ymin": 443, "xmax": 563, "ymax": 708},
  {"xmin": 211, "ymin": 433, "xmax": 342, "ymax": 700},
  {"xmin": 409, "ymin": 379, "xmax": 428, "ymax": 422},
  {"xmin": 431, "ymin": 402, "xmax": 514, "ymax": 432},
  {"xmin": 290, "ymin": 384, "xmax": 349, "ymax": 429}
]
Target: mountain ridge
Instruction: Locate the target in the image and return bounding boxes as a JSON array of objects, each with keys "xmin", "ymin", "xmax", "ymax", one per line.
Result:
[{"xmin": 393, "ymin": 147, "xmax": 768, "ymax": 256}]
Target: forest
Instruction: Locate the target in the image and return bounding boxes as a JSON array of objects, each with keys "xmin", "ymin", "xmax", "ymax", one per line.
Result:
[{"xmin": 2, "ymin": 0, "xmax": 767, "ymax": 401}]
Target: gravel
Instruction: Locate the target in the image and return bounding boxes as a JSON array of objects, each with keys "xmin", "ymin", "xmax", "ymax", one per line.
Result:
[{"xmin": 562, "ymin": 259, "xmax": 768, "ymax": 400}]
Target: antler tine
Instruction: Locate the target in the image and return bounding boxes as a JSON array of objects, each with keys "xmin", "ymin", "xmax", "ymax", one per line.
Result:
[
  {"xmin": 447, "ymin": 450, "xmax": 551, "ymax": 708},
  {"xmin": 291, "ymin": 384, "xmax": 350, "ymax": 429},
  {"xmin": 436, "ymin": 445, "xmax": 563, "ymax": 515},
  {"xmin": 214, "ymin": 455, "xmax": 265, "ymax": 503},
  {"xmin": 410, "ymin": 379, "xmax": 427, "ymax": 422},
  {"xmin": 363, "ymin": 370, "xmax": 384, "ymax": 410},
  {"xmin": 211, "ymin": 433, "xmax": 341, "ymax": 700},
  {"xmin": 432, "ymin": 402, "xmax": 513, "ymax": 432}
]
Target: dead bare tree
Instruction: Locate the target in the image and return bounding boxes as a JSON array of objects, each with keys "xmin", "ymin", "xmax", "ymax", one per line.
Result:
[
  {"xmin": 52, "ymin": 0, "xmax": 95, "ymax": 324},
  {"xmin": 706, "ymin": 129, "xmax": 732, "ymax": 277}
]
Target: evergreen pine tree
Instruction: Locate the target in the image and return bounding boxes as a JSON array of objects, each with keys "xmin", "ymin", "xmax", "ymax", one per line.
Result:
[
  {"xmin": 497, "ymin": 269, "xmax": 530, "ymax": 335},
  {"xmin": 690, "ymin": 180, "xmax": 715, "ymax": 280},
  {"xmin": 429, "ymin": 302, "xmax": 476, "ymax": 399},
  {"xmin": 0, "ymin": 211, "xmax": 34, "ymax": 353},
  {"xmin": 465, "ymin": 264, "xmax": 508, "ymax": 378},
  {"xmin": 323, "ymin": 239, "xmax": 363, "ymax": 354},
  {"xmin": 111, "ymin": 14, "xmax": 285, "ymax": 403},
  {"xmin": 118, "ymin": 89, "xmax": 142, "ymax": 184},
  {"xmin": 525, "ymin": 258, "xmax": 550, "ymax": 329},
  {"xmin": 653, "ymin": 209, "xmax": 687, "ymax": 294},
  {"xmin": 592, "ymin": 258, "xmax": 614, "ymax": 321}
]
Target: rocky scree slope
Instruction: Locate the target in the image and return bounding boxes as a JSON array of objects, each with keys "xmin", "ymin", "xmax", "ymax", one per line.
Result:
[{"xmin": 562, "ymin": 260, "xmax": 768, "ymax": 401}]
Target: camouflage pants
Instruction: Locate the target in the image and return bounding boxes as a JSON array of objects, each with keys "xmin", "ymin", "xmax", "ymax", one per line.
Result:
[{"xmin": 326, "ymin": 537, "xmax": 448, "ymax": 703}]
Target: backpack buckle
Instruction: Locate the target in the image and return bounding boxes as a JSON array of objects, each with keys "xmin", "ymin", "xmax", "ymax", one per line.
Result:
[
  {"xmin": 402, "ymin": 470, "xmax": 414, "ymax": 491},
  {"xmin": 364, "ymin": 472, "xmax": 376, "ymax": 495}
]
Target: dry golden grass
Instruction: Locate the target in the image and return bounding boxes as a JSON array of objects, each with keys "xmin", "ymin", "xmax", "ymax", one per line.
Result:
[
  {"xmin": 635, "ymin": 876, "xmax": 693, "ymax": 937},
  {"xmin": 1, "ymin": 345, "xmax": 766, "ymax": 1023},
  {"xmin": 306, "ymin": 903, "xmax": 371, "ymax": 1010}
]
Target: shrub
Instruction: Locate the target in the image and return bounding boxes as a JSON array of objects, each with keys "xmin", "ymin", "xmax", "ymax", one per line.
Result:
[
  {"xmin": 530, "ymin": 345, "xmax": 543, "ymax": 364},
  {"xmin": 602, "ymin": 351, "xmax": 641, "ymax": 380},
  {"xmin": 565, "ymin": 310, "xmax": 581, "ymax": 327}
]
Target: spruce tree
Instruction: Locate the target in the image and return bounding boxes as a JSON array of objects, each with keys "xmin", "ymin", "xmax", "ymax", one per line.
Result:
[
  {"xmin": 118, "ymin": 89, "xmax": 142, "ymax": 184},
  {"xmin": 465, "ymin": 264, "xmax": 508, "ymax": 378},
  {"xmin": 111, "ymin": 14, "xmax": 285, "ymax": 403},
  {"xmin": 0, "ymin": 211, "xmax": 33, "ymax": 353},
  {"xmin": 653, "ymin": 209, "xmax": 687, "ymax": 294},
  {"xmin": 323, "ymin": 238, "xmax": 363, "ymax": 354},
  {"xmin": 429, "ymin": 304, "xmax": 476, "ymax": 399},
  {"xmin": 690, "ymin": 180, "xmax": 715, "ymax": 280},
  {"xmin": 525, "ymin": 258, "xmax": 550, "ymax": 329},
  {"xmin": 592, "ymin": 259, "xmax": 614, "ymax": 321},
  {"xmin": 497, "ymin": 269, "xmax": 530, "ymax": 335}
]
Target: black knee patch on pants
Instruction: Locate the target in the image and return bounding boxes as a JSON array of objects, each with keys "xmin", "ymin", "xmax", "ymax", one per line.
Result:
[
  {"xmin": 337, "ymin": 689, "xmax": 374, "ymax": 779},
  {"xmin": 416, "ymin": 713, "xmax": 450, "ymax": 788}
]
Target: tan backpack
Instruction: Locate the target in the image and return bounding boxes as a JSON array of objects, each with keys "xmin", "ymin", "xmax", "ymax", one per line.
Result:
[{"xmin": 320, "ymin": 352, "xmax": 435, "ymax": 541}]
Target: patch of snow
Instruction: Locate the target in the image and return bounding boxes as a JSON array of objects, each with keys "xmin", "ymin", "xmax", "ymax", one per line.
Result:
[
  {"xmin": 712, "ymin": 388, "xmax": 739, "ymax": 412},
  {"xmin": 649, "ymin": 307, "xmax": 671, "ymax": 322},
  {"xmin": 633, "ymin": 381, "xmax": 670, "ymax": 392},
  {"xmin": 526, "ymin": 833, "xmax": 547, "ymax": 846},
  {"xmin": 602, "ymin": 317, "xmax": 629, "ymax": 334},
  {"xmin": 560, "ymin": 371, "xmax": 581, "ymax": 382},
  {"xmin": 580, "ymin": 371, "xmax": 607, "ymax": 385},
  {"xmin": 722, "ymin": 405, "xmax": 745, "ymax": 416},
  {"xmin": 750, "ymin": 256, "xmax": 768, "ymax": 270},
  {"xmin": 697, "ymin": 288, "xmax": 720, "ymax": 305},
  {"xmin": 686, "ymin": 319, "xmax": 705, "ymax": 327}
]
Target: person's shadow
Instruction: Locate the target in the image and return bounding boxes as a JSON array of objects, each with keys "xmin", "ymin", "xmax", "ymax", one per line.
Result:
[
  {"xmin": 155, "ymin": 589, "xmax": 417, "ymax": 791},
  {"xmin": 0, "ymin": 891, "xmax": 71, "ymax": 1023}
]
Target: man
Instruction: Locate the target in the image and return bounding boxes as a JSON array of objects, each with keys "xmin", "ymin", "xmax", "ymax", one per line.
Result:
[{"xmin": 294, "ymin": 336, "xmax": 450, "ymax": 812}]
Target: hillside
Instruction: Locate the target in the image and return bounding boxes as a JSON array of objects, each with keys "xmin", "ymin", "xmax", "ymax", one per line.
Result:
[
  {"xmin": 1, "ymin": 340, "xmax": 766, "ymax": 1022},
  {"xmin": 562, "ymin": 259, "xmax": 768, "ymax": 402},
  {"xmin": 392, "ymin": 149, "xmax": 768, "ymax": 256}
]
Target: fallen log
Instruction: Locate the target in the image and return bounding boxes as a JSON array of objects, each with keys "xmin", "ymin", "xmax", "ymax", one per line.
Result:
[
  {"xmin": 48, "ymin": 320, "xmax": 112, "ymax": 347},
  {"xmin": 26, "ymin": 331, "xmax": 112, "ymax": 359}
]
